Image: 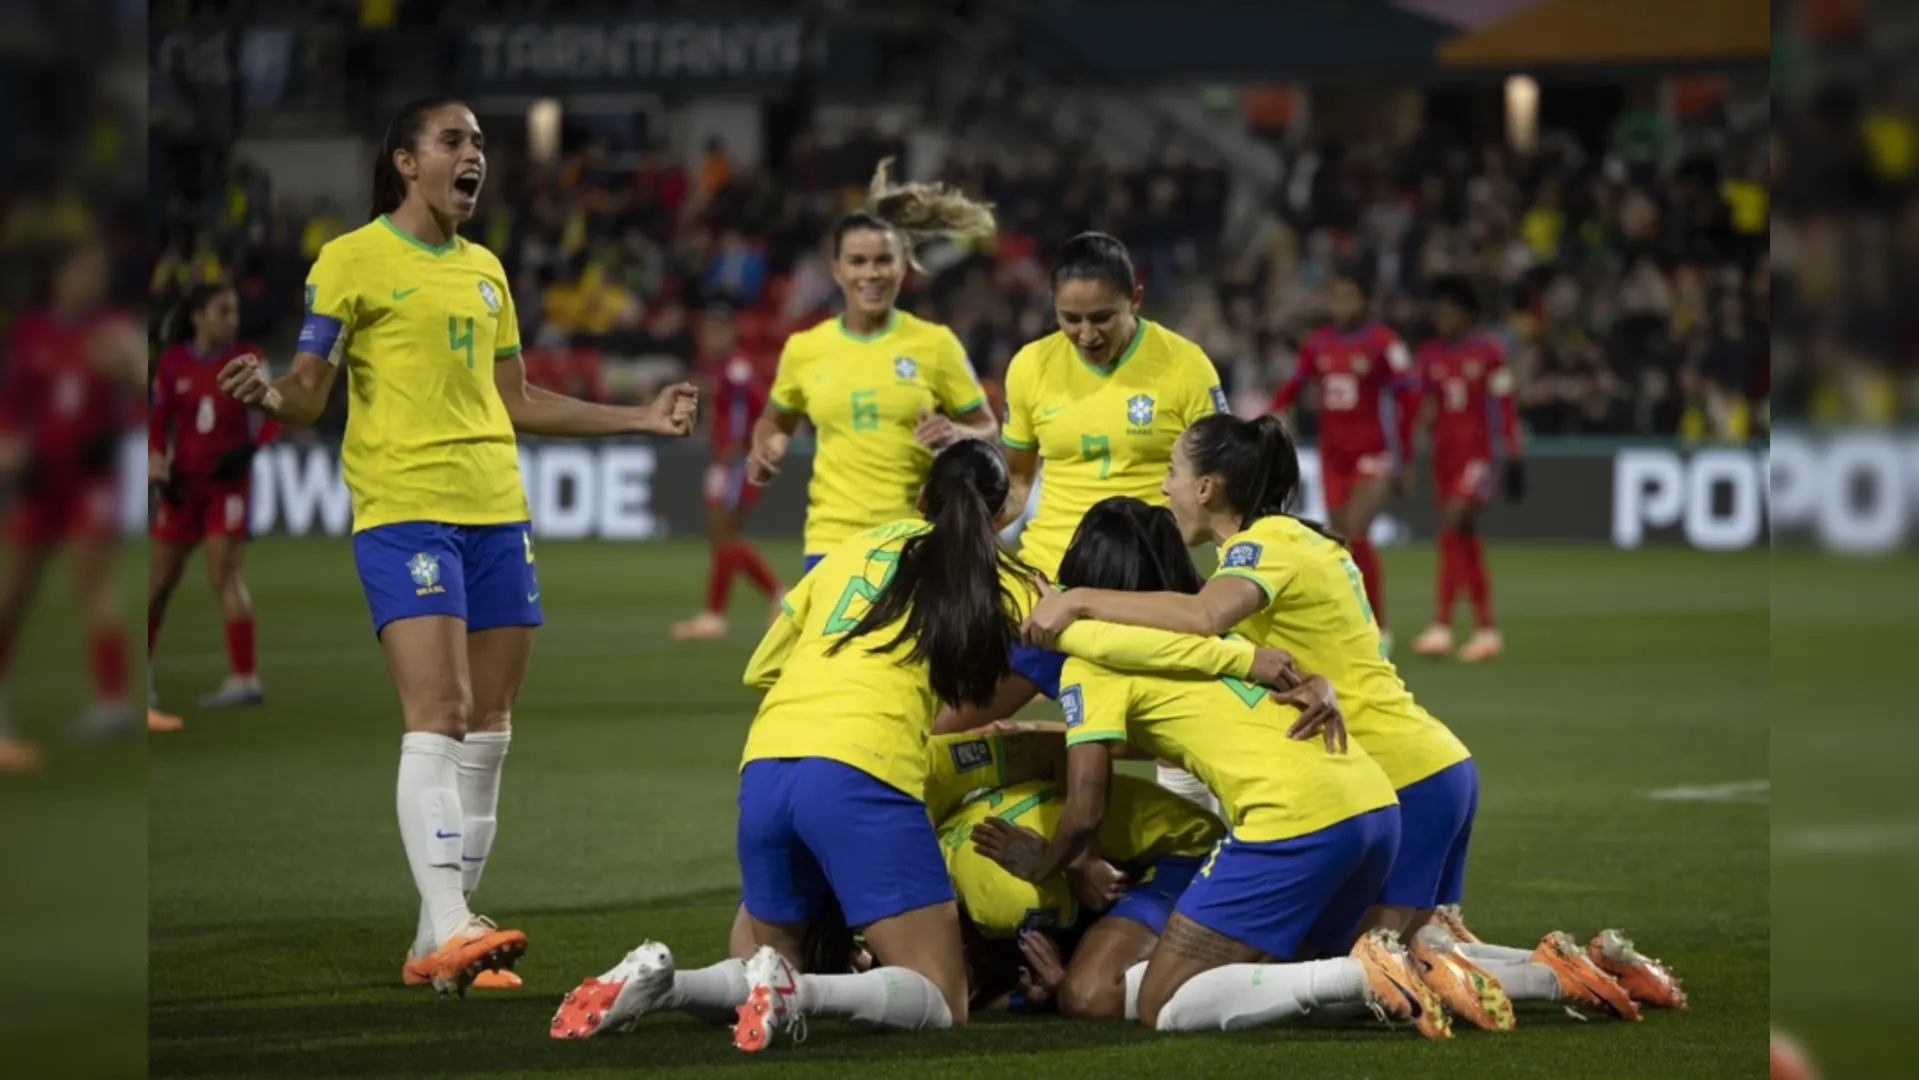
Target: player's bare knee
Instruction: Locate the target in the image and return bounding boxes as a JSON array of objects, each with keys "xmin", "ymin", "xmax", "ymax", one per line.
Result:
[
  {"xmin": 1058, "ymin": 971, "xmax": 1123, "ymax": 1021},
  {"xmin": 470, "ymin": 707, "xmax": 511, "ymax": 734},
  {"xmin": 407, "ymin": 698, "xmax": 471, "ymax": 738}
]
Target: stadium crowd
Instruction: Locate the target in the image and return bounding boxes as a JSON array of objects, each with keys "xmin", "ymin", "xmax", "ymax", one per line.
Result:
[{"xmin": 149, "ymin": 97, "xmax": 1777, "ymax": 443}]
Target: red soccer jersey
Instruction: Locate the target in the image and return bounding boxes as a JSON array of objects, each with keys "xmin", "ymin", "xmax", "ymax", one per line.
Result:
[
  {"xmin": 707, "ymin": 353, "xmax": 768, "ymax": 460},
  {"xmin": 1270, "ymin": 322, "xmax": 1417, "ymax": 461},
  {"xmin": 1416, "ymin": 333, "xmax": 1520, "ymax": 461},
  {"xmin": 149, "ymin": 342, "xmax": 279, "ymax": 480},
  {"xmin": 0, "ymin": 309, "xmax": 135, "ymax": 477}
]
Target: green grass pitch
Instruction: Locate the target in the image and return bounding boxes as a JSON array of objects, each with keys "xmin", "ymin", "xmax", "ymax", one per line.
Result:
[{"xmin": 134, "ymin": 539, "xmax": 1764, "ymax": 1078}]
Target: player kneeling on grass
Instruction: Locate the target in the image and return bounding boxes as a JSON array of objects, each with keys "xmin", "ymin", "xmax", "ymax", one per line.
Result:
[{"xmin": 972, "ymin": 500, "xmax": 1451, "ymax": 1038}]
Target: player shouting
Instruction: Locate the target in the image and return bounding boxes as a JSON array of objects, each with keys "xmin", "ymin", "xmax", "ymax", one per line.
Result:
[
  {"xmin": 218, "ymin": 95, "xmax": 698, "ymax": 995},
  {"xmin": 1269, "ymin": 272, "xmax": 1415, "ymax": 654},
  {"xmin": 0, "ymin": 237, "xmax": 145, "ymax": 769},
  {"xmin": 672, "ymin": 307, "xmax": 782, "ymax": 640},
  {"xmin": 1407, "ymin": 277, "xmax": 1523, "ymax": 662},
  {"xmin": 747, "ymin": 160, "xmax": 998, "ymax": 576},
  {"xmin": 149, "ymin": 282, "xmax": 277, "ymax": 718}
]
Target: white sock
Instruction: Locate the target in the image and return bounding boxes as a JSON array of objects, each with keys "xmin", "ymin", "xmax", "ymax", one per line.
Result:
[
  {"xmin": 1123, "ymin": 961, "xmax": 1147, "ymax": 1021},
  {"xmin": 1459, "ymin": 941, "xmax": 1534, "ymax": 964},
  {"xmin": 799, "ymin": 968, "xmax": 954, "ymax": 1030},
  {"xmin": 665, "ymin": 958, "xmax": 750, "ymax": 1023},
  {"xmin": 456, "ymin": 730, "xmax": 511, "ymax": 894},
  {"xmin": 397, "ymin": 732, "xmax": 471, "ymax": 944},
  {"xmin": 1481, "ymin": 959, "xmax": 1562, "ymax": 1001},
  {"xmin": 1154, "ymin": 762, "xmax": 1223, "ymax": 818},
  {"xmin": 1154, "ymin": 959, "xmax": 1367, "ymax": 1032}
]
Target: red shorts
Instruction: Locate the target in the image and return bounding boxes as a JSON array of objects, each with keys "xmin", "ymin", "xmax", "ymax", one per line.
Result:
[
  {"xmin": 7, "ymin": 477, "xmax": 118, "ymax": 546},
  {"xmin": 1319, "ymin": 451, "xmax": 1395, "ymax": 512},
  {"xmin": 1435, "ymin": 455, "xmax": 1494, "ymax": 506},
  {"xmin": 704, "ymin": 460, "xmax": 760, "ymax": 512},
  {"xmin": 151, "ymin": 481, "xmax": 251, "ymax": 545}
]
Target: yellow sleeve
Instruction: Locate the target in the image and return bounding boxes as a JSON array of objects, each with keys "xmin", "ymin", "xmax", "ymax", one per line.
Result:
[
  {"xmin": 767, "ymin": 336, "xmax": 806, "ymax": 415},
  {"xmin": 742, "ymin": 571, "xmax": 818, "ymax": 690},
  {"xmin": 1174, "ymin": 348, "xmax": 1227, "ymax": 429},
  {"xmin": 494, "ymin": 276, "xmax": 522, "ymax": 357},
  {"xmin": 300, "ymin": 241, "xmax": 360, "ymax": 364},
  {"xmin": 931, "ymin": 328, "xmax": 987, "ymax": 415},
  {"xmin": 923, "ymin": 733, "xmax": 1007, "ymax": 820},
  {"xmin": 1060, "ymin": 660, "xmax": 1130, "ymax": 747},
  {"xmin": 1055, "ymin": 620, "xmax": 1255, "ymax": 680},
  {"xmin": 1000, "ymin": 350, "xmax": 1037, "ymax": 450},
  {"xmin": 1213, "ymin": 536, "xmax": 1294, "ymax": 604}
]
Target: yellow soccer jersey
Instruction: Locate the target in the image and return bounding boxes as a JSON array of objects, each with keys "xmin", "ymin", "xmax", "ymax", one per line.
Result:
[
  {"xmin": 739, "ymin": 520, "xmax": 1038, "ymax": 799},
  {"xmin": 937, "ymin": 776, "xmax": 1222, "ymax": 938},
  {"xmin": 1060, "ymin": 656, "xmax": 1398, "ymax": 844},
  {"xmin": 1213, "ymin": 515, "xmax": 1471, "ymax": 789},
  {"xmin": 1001, "ymin": 321, "xmax": 1225, "ymax": 579},
  {"xmin": 923, "ymin": 730, "xmax": 1064, "ymax": 825},
  {"xmin": 302, "ymin": 217, "xmax": 527, "ymax": 532},
  {"xmin": 768, "ymin": 312, "xmax": 988, "ymax": 556}
]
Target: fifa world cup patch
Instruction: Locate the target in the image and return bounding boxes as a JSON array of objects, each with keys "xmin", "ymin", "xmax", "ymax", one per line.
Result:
[
  {"xmin": 408, "ymin": 552, "xmax": 446, "ymax": 596},
  {"xmin": 1059, "ymin": 685, "xmax": 1084, "ymax": 728},
  {"xmin": 1019, "ymin": 907, "xmax": 1062, "ymax": 932},
  {"xmin": 1221, "ymin": 541, "xmax": 1263, "ymax": 569},
  {"xmin": 948, "ymin": 738, "xmax": 993, "ymax": 774}
]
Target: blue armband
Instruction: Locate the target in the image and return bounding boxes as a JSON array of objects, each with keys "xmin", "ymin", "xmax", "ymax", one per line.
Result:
[{"xmin": 297, "ymin": 314, "xmax": 344, "ymax": 358}]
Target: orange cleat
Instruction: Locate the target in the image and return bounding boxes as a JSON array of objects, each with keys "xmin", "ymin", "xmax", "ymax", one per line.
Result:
[
  {"xmin": 1457, "ymin": 628, "xmax": 1504, "ymax": 663},
  {"xmin": 1411, "ymin": 924, "xmax": 1515, "ymax": 1032},
  {"xmin": 402, "ymin": 954, "xmax": 521, "ymax": 989},
  {"xmin": 734, "ymin": 945, "xmax": 805, "ymax": 1052},
  {"xmin": 1351, "ymin": 928, "xmax": 1453, "ymax": 1041},
  {"xmin": 1588, "ymin": 929, "xmax": 1687, "ymax": 1010},
  {"xmin": 1410, "ymin": 625, "xmax": 1454, "ymax": 658},
  {"xmin": 1429, "ymin": 904, "xmax": 1482, "ymax": 944},
  {"xmin": 0, "ymin": 737, "xmax": 40, "ymax": 772},
  {"xmin": 148, "ymin": 709, "xmax": 184, "ymax": 733},
  {"xmin": 670, "ymin": 612, "xmax": 729, "ymax": 641},
  {"xmin": 1531, "ymin": 931, "xmax": 1640, "ymax": 1021},
  {"xmin": 418, "ymin": 916, "xmax": 528, "ymax": 997}
]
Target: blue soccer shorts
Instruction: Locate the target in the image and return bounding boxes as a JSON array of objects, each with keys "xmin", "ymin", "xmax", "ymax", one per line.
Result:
[
  {"xmin": 1378, "ymin": 758, "xmax": 1479, "ymax": 909},
  {"xmin": 352, "ymin": 521, "xmax": 544, "ymax": 638}
]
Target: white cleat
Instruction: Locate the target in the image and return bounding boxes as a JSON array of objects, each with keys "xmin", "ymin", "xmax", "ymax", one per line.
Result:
[
  {"xmin": 1457, "ymin": 628, "xmax": 1504, "ymax": 663},
  {"xmin": 198, "ymin": 675, "xmax": 265, "ymax": 708},
  {"xmin": 733, "ymin": 945, "xmax": 806, "ymax": 1052},
  {"xmin": 1410, "ymin": 624, "xmax": 1454, "ymax": 657},
  {"xmin": 74, "ymin": 702, "xmax": 137, "ymax": 740},
  {"xmin": 550, "ymin": 941, "xmax": 677, "ymax": 1039}
]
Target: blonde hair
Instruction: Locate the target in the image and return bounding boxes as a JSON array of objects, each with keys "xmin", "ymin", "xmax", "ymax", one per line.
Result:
[{"xmin": 848, "ymin": 157, "xmax": 998, "ymax": 272}]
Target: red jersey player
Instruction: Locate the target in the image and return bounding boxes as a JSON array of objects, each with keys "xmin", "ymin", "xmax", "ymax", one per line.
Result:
[
  {"xmin": 670, "ymin": 308, "xmax": 783, "ymax": 640},
  {"xmin": 0, "ymin": 239, "xmax": 146, "ymax": 769},
  {"xmin": 1269, "ymin": 272, "xmax": 1417, "ymax": 653},
  {"xmin": 1408, "ymin": 276, "xmax": 1523, "ymax": 663},
  {"xmin": 149, "ymin": 282, "xmax": 276, "ymax": 716}
]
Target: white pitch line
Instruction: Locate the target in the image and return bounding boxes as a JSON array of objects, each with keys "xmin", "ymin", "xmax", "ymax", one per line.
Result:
[
  {"xmin": 1645, "ymin": 779, "xmax": 1770, "ymax": 804},
  {"xmin": 1777, "ymin": 821, "xmax": 1919, "ymax": 855}
]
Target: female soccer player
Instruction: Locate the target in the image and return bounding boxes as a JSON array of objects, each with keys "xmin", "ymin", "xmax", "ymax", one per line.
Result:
[
  {"xmin": 149, "ymin": 282, "xmax": 276, "ymax": 719},
  {"xmin": 1407, "ymin": 276, "xmax": 1524, "ymax": 663},
  {"xmin": 1023, "ymin": 418, "xmax": 1660, "ymax": 1024},
  {"xmin": 217, "ymin": 96, "xmax": 698, "ymax": 995},
  {"xmin": 974, "ymin": 496, "xmax": 1448, "ymax": 1037},
  {"xmin": 997, "ymin": 232, "xmax": 1227, "ymax": 809},
  {"xmin": 0, "ymin": 237, "xmax": 146, "ymax": 769},
  {"xmin": 1268, "ymin": 272, "xmax": 1417, "ymax": 654},
  {"xmin": 746, "ymin": 160, "xmax": 999, "ymax": 575},
  {"xmin": 671, "ymin": 308, "xmax": 783, "ymax": 640}
]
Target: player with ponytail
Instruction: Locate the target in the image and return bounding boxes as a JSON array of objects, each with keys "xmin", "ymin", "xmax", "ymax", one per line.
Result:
[
  {"xmin": 553, "ymin": 440, "xmax": 1035, "ymax": 1048},
  {"xmin": 746, "ymin": 160, "xmax": 1001, "ymax": 576}
]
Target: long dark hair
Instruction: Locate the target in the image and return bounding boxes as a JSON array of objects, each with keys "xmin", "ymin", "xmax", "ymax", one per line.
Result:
[
  {"xmin": 831, "ymin": 158, "xmax": 997, "ymax": 273},
  {"xmin": 162, "ymin": 282, "xmax": 233, "ymax": 347},
  {"xmin": 1183, "ymin": 413, "xmax": 1344, "ymax": 543},
  {"xmin": 1058, "ymin": 497, "xmax": 1204, "ymax": 596},
  {"xmin": 826, "ymin": 439, "xmax": 1025, "ymax": 707},
  {"xmin": 1049, "ymin": 232, "xmax": 1136, "ymax": 295},
  {"xmin": 371, "ymin": 95, "xmax": 465, "ymax": 220}
]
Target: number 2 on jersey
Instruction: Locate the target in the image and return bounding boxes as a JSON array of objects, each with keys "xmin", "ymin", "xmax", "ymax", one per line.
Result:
[
  {"xmin": 448, "ymin": 316, "xmax": 475, "ymax": 369},
  {"xmin": 1081, "ymin": 434, "xmax": 1111, "ymax": 479},
  {"xmin": 822, "ymin": 548, "xmax": 901, "ymax": 633}
]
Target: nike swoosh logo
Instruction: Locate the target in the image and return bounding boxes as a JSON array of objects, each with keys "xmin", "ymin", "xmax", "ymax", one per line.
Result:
[
  {"xmin": 1386, "ymin": 973, "xmax": 1424, "ymax": 1017},
  {"xmin": 434, "ymin": 830, "xmax": 461, "ymax": 839},
  {"xmin": 1040, "ymin": 405, "xmax": 1065, "ymax": 418},
  {"xmin": 392, "ymin": 287, "xmax": 422, "ymax": 300},
  {"xmin": 527, "ymin": 591, "xmax": 540, "ymax": 603}
]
